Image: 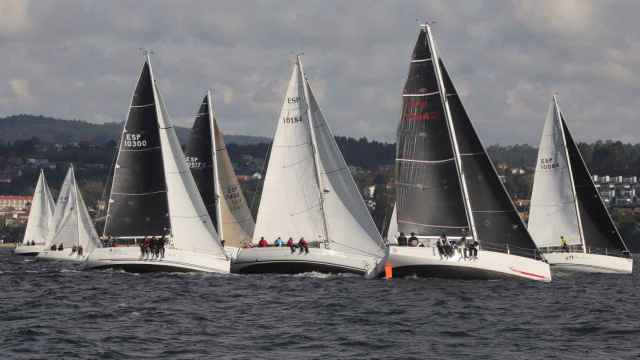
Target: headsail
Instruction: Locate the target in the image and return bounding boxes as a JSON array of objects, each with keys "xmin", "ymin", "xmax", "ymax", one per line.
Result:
[
  {"xmin": 529, "ymin": 97, "xmax": 582, "ymax": 248},
  {"xmin": 46, "ymin": 166, "xmax": 76, "ymax": 247},
  {"xmin": 560, "ymin": 109, "xmax": 629, "ymax": 253},
  {"xmin": 385, "ymin": 203, "xmax": 398, "ymax": 244},
  {"xmin": 150, "ymin": 57, "xmax": 226, "ymax": 257},
  {"xmin": 253, "ymin": 61, "xmax": 325, "ymax": 243},
  {"xmin": 103, "ymin": 61, "xmax": 169, "ymax": 238},
  {"xmin": 213, "ymin": 116, "xmax": 255, "ymax": 247},
  {"xmin": 305, "ymin": 75, "xmax": 385, "ymax": 256},
  {"xmin": 22, "ymin": 170, "xmax": 55, "ymax": 245}
]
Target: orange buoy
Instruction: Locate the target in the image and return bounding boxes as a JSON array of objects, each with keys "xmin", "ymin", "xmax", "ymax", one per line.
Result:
[{"xmin": 384, "ymin": 262, "xmax": 393, "ymax": 279}]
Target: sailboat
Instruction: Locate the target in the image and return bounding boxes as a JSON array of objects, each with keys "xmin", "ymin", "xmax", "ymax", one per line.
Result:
[
  {"xmin": 14, "ymin": 170, "xmax": 55, "ymax": 256},
  {"xmin": 387, "ymin": 24, "xmax": 551, "ymax": 282},
  {"xmin": 185, "ymin": 91, "xmax": 255, "ymax": 255},
  {"xmin": 85, "ymin": 54, "xmax": 230, "ymax": 273},
  {"xmin": 37, "ymin": 165, "xmax": 102, "ymax": 262},
  {"xmin": 231, "ymin": 56, "xmax": 388, "ymax": 278},
  {"xmin": 528, "ymin": 95, "xmax": 632, "ymax": 273}
]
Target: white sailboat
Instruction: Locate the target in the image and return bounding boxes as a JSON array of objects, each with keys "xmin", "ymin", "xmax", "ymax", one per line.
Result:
[
  {"xmin": 37, "ymin": 165, "xmax": 102, "ymax": 262},
  {"xmin": 85, "ymin": 55, "xmax": 230, "ymax": 273},
  {"xmin": 528, "ymin": 95, "xmax": 632, "ymax": 273},
  {"xmin": 231, "ymin": 56, "xmax": 388, "ymax": 278},
  {"xmin": 14, "ymin": 170, "xmax": 55, "ymax": 256},
  {"xmin": 387, "ymin": 24, "xmax": 551, "ymax": 282},
  {"xmin": 185, "ymin": 91, "xmax": 255, "ymax": 256}
]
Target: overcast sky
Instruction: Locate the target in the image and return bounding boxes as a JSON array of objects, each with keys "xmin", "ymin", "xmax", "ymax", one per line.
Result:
[{"xmin": 0, "ymin": 0, "xmax": 638, "ymax": 145}]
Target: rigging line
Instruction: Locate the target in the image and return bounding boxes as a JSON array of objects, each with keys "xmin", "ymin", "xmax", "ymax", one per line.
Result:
[
  {"xmin": 459, "ymin": 152, "xmax": 484, "ymax": 157},
  {"xmin": 471, "ymin": 210, "xmax": 512, "ymax": 213},
  {"xmin": 272, "ymin": 142, "xmax": 313, "ymax": 148}
]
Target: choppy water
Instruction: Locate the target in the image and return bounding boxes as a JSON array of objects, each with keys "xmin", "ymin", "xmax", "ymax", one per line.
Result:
[{"xmin": 1, "ymin": 249, "xmax": 639, "ymax": 359}]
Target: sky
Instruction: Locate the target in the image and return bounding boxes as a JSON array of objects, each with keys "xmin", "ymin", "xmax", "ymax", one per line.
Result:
[{"xmin": 0, "ymin": 0, "xmax": 639, "ymax": 145}]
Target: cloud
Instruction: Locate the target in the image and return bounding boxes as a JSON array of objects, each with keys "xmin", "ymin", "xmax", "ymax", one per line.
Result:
[
  {"xmin": 0, "ymin": 0, "xmax": 31, "ymax": 35},
  {"xmin": 0, "ymin": 1, "xmax": 639, "ymax": 145}
]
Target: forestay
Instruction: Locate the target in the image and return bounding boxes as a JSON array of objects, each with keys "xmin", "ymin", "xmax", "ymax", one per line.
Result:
[
  {"xmin": 22, "ymin": 170, "xmax": 55, "ymax": 245},
  {"xmin": 150, "ymin": 59, "xmax": 226, "ymax": 258},
  {"xmin": 529, "ymin": 98, "xmax": 582, "ymax": 248},
  {"xmin": 253, "ymin": 62, "xmax": 325, "ymax": 243}
]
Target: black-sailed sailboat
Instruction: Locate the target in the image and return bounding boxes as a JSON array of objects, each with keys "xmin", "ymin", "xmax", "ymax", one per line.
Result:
[
  {"xmin": 85, "ymin": 54, "xmax": 229, "ymax": 273},
  {"xmin": 185, "ymin": 91, "xmax": 255, "ymax": 252},
  {"xmin": 528, "ymin": 95, "xmax": 632, "ymax": 273},
  {"xmin": 387, "ymin": 24, "xmax": 551, "ymax": 282}
]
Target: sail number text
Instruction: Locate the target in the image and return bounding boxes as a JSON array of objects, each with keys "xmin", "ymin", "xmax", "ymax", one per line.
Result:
[
  {"xmin": 539, "ymin": 157, "xmax": 559, "ymax": 170},
  {"xmin": 123, "ymin": 133, "xmax": 147, "ymax": 148}
]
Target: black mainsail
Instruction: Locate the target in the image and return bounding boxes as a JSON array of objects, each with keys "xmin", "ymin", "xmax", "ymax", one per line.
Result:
[
  {"xmin": 103, "ymin": 62, "xmax": 170, "ymax": 238},
  {"xmin": 396, "ymin": 28, "xmax": 468, "ymax": 237},
  {"xmin": 396, "ymin": 26, "xmax": 539, "ymax": 258},
  {"xmin": 561, "ymin": 115, "xmax": 629, "ymax": 253},
  {"xmin": 185, "ymin": 95, "xmax": 218, "ymax": 230}
]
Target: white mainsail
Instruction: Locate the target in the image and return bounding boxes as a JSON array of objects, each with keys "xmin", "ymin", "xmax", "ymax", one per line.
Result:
[
  {"xmin": 47, "ymin": 166, "xmax": 101, "ymax": 251},
  {"xmin": 150, "ymin": 59, "xmax": 226, "ymax": 258},
  {"xmin": 213, "ymin": 117, "xmax": 255, "ymax": 247},
  {"xmin": 253, "ymin": 56, "xmax": 384, "ymax": 258},
  {"xmin": 253, "ymin": 61, "xmax": 325, "ymax": 243},
  {"xmin": 22, "ymin": 170, "xmax": 55, "ymax": 245},
  {"xmin": 305, "ymin": 77, "xmax": 386, "ymax": 257},
  {"xmin": 529, "ymin": 96, "xmax": 582, "ymax": 248}
]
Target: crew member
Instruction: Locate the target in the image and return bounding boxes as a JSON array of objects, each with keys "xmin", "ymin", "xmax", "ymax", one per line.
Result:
[
  {"xmin": 258, "ymin": 236, "xmax": 269, "ymax": 247},
  {"xmin": 397, "ymin": 232, "xmax": 408, "ymax": 246}
]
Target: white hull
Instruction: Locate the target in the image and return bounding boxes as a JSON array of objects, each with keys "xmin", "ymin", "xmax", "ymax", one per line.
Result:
[
  {"xmin": 37, "ymin": 248, "xmax": 88, "ymax": 263},
  {"xmin": 85, "ymin": 246, "xmax": 230, "ymax": 273},
  {"xmin": 388, "ymin": 246, "xmax": 552, "ymax": 282},
  {"xmin": 231, "ymin": 247, "xmax": 385, "ymax": 279},
  {"xmin": 14, "ymin": 244, "xmax": 46, "ymax": 256},
  {"xmin": 543, "ymin": 252, "xmax": 633, "ymax": 274}
]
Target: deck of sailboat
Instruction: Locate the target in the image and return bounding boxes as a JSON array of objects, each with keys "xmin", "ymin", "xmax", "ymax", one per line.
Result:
[
  {"xmin": 37, "ymin": 248, "xmax": 88, "ymax": 263},
  {"xmin": 13, "ymin": 244, "xmax": 45, "ymax": 256},
  {"xmin": 231, "ymin": 247, "xmax": 379, "ymax": 277},
  {"xmin": 85, "ymin": 246, "xmax": 230, "ymax": 273},
  {"xmin": 389, "ymin": 246, "xmax": 552, "ymax": 282}
]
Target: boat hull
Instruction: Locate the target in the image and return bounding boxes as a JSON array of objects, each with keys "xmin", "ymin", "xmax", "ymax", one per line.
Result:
[
  {"xmin": 388, "ymin": 246, "xmax": 552, "ymax": 282},
  {"xmin": 231, "ymin": 247, "xmax": 385, "ymax": 278},
  {"xmin": 13, "ymin": 244, "xmax": 46, "ymax": 256},
  {"xmin": 37, "ymin": 248, "xmax": 88, "ymax": 263},
  {"xmin": 542, "ymin": 252, "xmax": 633, "ymax": 274},
  {"xmin": 85, "ymin": 247, "xmax": 230, "ymax": 273}
]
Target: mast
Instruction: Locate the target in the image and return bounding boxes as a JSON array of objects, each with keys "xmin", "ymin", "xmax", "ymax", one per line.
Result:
[
  {"xmin": 207, "ymin": 90, "xmax": 224, "ymax": 244},
  {"xmin": 424, "ymin": 24, "xmax": 478, "ymax": 242},
  {"xmin": 298, "ymin": 55, "xmax": 330, "ymax": 247},
  {"xmin": 554, "ymin": 95, "xmax": 586, "ymax": 253}
]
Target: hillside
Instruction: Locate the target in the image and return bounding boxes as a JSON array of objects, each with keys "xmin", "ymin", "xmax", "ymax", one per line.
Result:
[{"xmin": 0, "ymin": 114, "xmax": 270, "ymax": 145}]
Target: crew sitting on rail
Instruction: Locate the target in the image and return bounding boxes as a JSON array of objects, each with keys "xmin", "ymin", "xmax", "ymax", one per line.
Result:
[
  {"xmin": 71, "ymin": 245, "xmax": 77, "ymax": 254},
  {"xmin": 436, "ymin": 234, "xmax": 445, "ymax": 259},
  {"xmin": 408, "ymin": 232, "xmax": 419, "ymax": 247},
  {"xmin": 274, "ymin": 237, "xmax": 284, "ymax": 247},
  {"xmin": 397, "ymin": 232, "xmax": 408, "ymax": 246},
  {"xmin": 298, "ymin": 237, "xmax": 309, "ymax": 254},
  {"xmin": 77, "ymin": 245, "xmax": 83, "ymax": 256},
  {"xmin": 287, "ymin": 237, "xmax": 296, "ymax": 253},
  {"xmin": 57, "ymin": 243, "xmax": 64, "ymax": 251},
  {"xmin": 258, "ymin": 237, "xmax": 269, "ymax": 247},
  {"xmin": 470, "ymin": 239, "xmax": 479, "ymax": 259}
]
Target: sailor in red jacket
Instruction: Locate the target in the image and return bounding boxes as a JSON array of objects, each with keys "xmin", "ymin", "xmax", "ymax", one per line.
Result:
[
  {"xmin": 298, "ymin": 237, "xmax": 309, "ymax": 254},
  {"xmin": 258, "ymin": 236, "xmax": 269, "ymax": 247}
]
